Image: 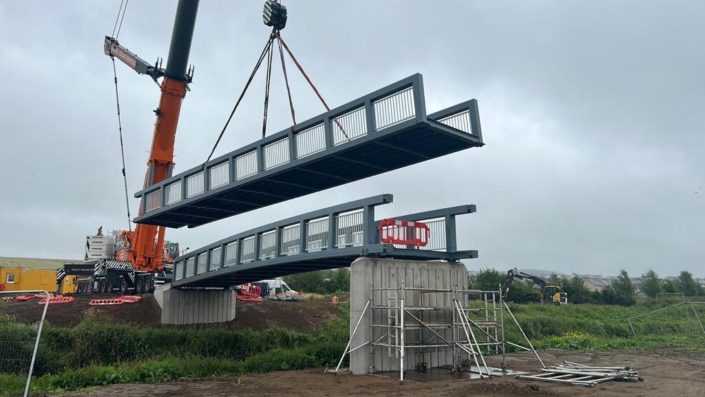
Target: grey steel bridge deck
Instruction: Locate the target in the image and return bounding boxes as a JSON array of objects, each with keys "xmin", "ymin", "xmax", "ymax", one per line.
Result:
[
  {"xmin": 134, "ymin": 73, "xmax": 483, "ymax": 228},
  {"xmin": 171, "ymin": 194, "xmax": 476, "ymax": 288}
]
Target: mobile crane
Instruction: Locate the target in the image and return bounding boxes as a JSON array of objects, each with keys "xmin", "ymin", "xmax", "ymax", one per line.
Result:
[
  {"xmin": 104, "ymin": 0, "xmax": 199, "ymax": 293},
  {"xmin": 501, "ymin": 268, "xmax": 568, "ymax": 305},
  {"xmin": 57, "ymin": 0, "xmax": 200, "ymax": 295},
  {"xmin": 56, "ymin": 0, "xmax": 296, "ymax": 295}
]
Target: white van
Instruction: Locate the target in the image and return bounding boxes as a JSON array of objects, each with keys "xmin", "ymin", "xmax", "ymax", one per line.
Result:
[{"xmin": 255, "ymin": 278, "xmax": 300, "ymax": 300}]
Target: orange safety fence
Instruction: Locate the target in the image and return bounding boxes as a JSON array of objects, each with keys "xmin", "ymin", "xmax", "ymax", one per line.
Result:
[
  {"xmin": 237, "ymin": 283, "xmax": 263, "ymax": 302},
  {"xmin": 377, "ymin": 218, "xmax": 430, "ymax": 247},
  {"xmin": 38, "ymin": 296, "xmax": 74, "ymax": 305}
]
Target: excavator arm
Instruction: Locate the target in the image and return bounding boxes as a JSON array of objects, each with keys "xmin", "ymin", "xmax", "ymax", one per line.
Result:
[
  {"xmin": 502, "ymin": 269, "xmax": 566, "ymax": 304},
  {"xmin": 501, "ymin": 269, "xmax": 547, "ymax": 300}
]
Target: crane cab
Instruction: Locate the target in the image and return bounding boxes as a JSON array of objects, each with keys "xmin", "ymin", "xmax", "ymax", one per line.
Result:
[{"xmin": 542, "ymin": 285, "xmax": 567, "ymax": 305}]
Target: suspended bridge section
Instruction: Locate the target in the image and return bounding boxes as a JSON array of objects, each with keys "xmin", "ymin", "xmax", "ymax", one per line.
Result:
[
  {"xmin": 133, "ymin": 73, "xmax": 483, "ymax": 229},
  {"xmin": 171, "ymin": 194, "xmax": 477, "ymax": 288}
]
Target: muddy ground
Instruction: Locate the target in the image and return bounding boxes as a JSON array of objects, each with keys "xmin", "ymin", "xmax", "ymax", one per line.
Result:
[
  {"xmin": 0, "ymin": 293, "xmax": 338, "ymax": 332},
  {"xmin": 60, "ymin": 347, "xmax": 705, "ymax": 397}
]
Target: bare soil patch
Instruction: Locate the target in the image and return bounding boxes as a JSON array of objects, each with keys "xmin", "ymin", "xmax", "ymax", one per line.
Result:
[
  {"xmin": 0, "ymin": 293, "xmax": 338, "ymax": 332},
  {"xmin": 59, "ymin": 348, "xmax": 705, "ymax": 397}
]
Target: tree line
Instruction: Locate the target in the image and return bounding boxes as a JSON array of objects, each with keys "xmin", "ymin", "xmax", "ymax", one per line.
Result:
[
  {"xmin": 469, "ymin": 268, "xmax": 637, "ymax": 306},
  {"xmin": 470, "ymin": 268, "xmax": 703, "ymax": 306},
  {"xmin": 282, "ymin": 268, "xmax": 350, "ymax": 295},
  {"xmin": 639, "ymin": 269, "xmax": 703, "ymax": 298},
  {"xmin": 279, "ymin": 266, "xmax": 702, "ymax": 306}
]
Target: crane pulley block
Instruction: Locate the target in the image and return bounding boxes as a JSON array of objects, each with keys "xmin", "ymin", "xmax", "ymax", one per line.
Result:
[{"xmin": 263, "ymin": 0, "xmax": 287, "ymax": 30}]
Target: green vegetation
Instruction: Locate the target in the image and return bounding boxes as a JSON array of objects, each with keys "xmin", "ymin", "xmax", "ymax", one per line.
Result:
[
  {"xmin": 501, "ymin": 299, "xmax": 705, "ymax": 344},
  {"xmin": 468, "ymin": 267, "xmax": 702, "ymax": 306},
  {"xmin": 0, "ymin": 257, "xmax": 71, "ymax": 270},
  {"xmin": 283, "ymin": 268, "xmax": 350, "ymax": 295},
  {"xmin": 0, "ymin": 305, "xmax": 350, "ymax": 397},
  {"xmin": 2, "ymin": 289, "xmax": 704, "ymax": 396},
  {"xmin": 639, "ymin": 269, "xmax": 704, "ymax": 298}
]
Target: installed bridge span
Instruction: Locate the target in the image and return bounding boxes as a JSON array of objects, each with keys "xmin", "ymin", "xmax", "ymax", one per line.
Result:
[
  {"xmin": 133, "ymin": 73, "xmax": 483, "ymax": 229},
  {"xmin": 171, "ymin": 194, "xmax": 477, "ymax": 288}
]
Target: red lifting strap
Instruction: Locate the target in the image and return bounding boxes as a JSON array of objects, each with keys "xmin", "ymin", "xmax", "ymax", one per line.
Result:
[{"xmin": 378, "ymin": 218, "xmax": 430, "ymax": 247}]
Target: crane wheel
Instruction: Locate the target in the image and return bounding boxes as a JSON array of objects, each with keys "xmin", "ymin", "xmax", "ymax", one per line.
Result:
[{"xmin": 120, "ymin": 277, "xmax": 128, "ymax": 294}]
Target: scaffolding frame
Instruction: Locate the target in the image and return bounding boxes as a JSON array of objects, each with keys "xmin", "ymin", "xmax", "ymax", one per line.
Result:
[{"xmin": 331, "ymin": 281, "xmax": 542, "ymax": 384}]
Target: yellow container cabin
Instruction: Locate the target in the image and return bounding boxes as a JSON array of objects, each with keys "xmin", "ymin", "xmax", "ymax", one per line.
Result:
[{"xmin": 0, "ymin": 267, "xmax": 57, "ymax": 293}]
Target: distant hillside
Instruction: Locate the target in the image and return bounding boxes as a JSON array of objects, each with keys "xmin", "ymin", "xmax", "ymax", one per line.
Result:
[{"xmin": 0, "ymin": 257, "xmax": 81, "ymax": 270}]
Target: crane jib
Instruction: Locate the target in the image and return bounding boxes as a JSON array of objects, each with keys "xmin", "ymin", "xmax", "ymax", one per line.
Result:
[{"xmin": 110, "ymin": 44, "xmax": 137, "ymax": 69}]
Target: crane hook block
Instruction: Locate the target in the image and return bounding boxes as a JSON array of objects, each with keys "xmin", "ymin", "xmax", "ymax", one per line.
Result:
[{"xmin": 263, "ymin": 0, "xmax": 287, "ymax": 31}]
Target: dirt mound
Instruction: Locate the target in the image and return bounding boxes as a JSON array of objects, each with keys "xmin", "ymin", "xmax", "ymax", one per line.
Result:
[{"xmin": 0, "ymin": 293, "xmax": 338, "ymax": 332}]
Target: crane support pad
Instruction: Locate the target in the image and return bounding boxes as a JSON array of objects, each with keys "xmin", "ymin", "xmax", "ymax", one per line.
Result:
[{"xmin": 133, "ymin": 73, "xmax": 483, "ymax": 229}]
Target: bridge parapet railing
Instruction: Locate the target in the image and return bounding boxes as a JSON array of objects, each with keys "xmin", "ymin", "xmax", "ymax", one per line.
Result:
[
  {"xmin": 173, "ymin": 195, "xmax": 476, "ymax": 282},
  {"xmin": 137, "ymin": 73, "xmax": 436, "ymax": 216}
]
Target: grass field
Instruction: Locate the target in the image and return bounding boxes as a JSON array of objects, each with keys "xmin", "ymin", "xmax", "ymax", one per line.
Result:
[
  {"xmin": 0, "ymin": 257, "xmax": 79, "ymax": 270},
  {"xmin": 1, "ymin": 296, "xmax": 704, "ymax": 396}
]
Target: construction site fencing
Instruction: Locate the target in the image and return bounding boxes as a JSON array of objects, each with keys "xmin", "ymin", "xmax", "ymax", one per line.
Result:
[
  {"xmin": 0, "ymin": 290, "xmax": 51, "ymax": 397},
  {"xmin": 627, "ymin": 300, "xmax": 705, "ymax": 336}
]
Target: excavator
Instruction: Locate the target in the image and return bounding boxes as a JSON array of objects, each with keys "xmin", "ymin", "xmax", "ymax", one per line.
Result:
[{"xmin": 501, "ymin": 269, "xmax": 568, "ymax": 305}]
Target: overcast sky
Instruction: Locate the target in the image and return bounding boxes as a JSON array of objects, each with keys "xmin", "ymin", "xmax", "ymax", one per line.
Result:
[{"xmin": 0, "ymin": 0, "xmax": 702, "ymax": 278}]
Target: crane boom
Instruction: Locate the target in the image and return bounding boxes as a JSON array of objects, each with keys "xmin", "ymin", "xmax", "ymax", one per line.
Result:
[{"xmin": 107, "ymin": 0, "xmax": 200, "ymax": 272}]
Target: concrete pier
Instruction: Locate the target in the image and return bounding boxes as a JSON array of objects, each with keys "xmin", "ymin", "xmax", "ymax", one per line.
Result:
[
  {"xmin": 160, "ymin": 285, "xmax": 236, "ymax": 324},
  {"xmin": 349, "ymin": 257, "xmax": 469, "ymax": 375}
]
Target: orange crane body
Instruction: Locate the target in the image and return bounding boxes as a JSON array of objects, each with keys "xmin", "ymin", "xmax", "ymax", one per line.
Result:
[
  {"xmin": 121, "ymin": 77, "xmax": 188, "ymax": 271},
  {"xmin": 107, "ymin": 0, "xmax": 199, "ymax": 274}
]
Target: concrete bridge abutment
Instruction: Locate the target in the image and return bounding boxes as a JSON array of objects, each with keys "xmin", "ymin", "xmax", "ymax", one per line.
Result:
[
  {"xmin": 349, "ymin": 257, "xmax": 469, "ymax": 375},
  {"xmin": 160, "ymin": 284, "xmax": 236, "ymax": 325}
]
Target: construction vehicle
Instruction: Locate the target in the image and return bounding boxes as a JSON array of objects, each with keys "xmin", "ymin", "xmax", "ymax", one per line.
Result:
[
  {"xmin": 502, "ymin": 268, "xmax": 568, "ymax": 305},
  {"xmin": 255, "ymin": 279, "xmax": 301, "ymax": 301},
  {"xmin": 56, "ymin": 229, "xmax": 180, "ymax": 294}
]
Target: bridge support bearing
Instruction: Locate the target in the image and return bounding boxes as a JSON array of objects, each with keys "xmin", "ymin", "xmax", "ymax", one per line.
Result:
[
  {"xmin": 349, "ymin": 257, "xmax": 468, "ymax": 375},
  {"xmin": 160, "ymin": 284, "xmax": 236, "ymax": 324}
]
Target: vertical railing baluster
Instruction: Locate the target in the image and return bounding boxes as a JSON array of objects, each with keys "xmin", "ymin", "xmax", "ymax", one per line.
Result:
[
  {"xmin": 445, "ymin": 215, "xmax": 457, "ymax": 253},
  {"xmin": 365, "ymin": 99, "xmax": 376, "ymax": 133}
]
